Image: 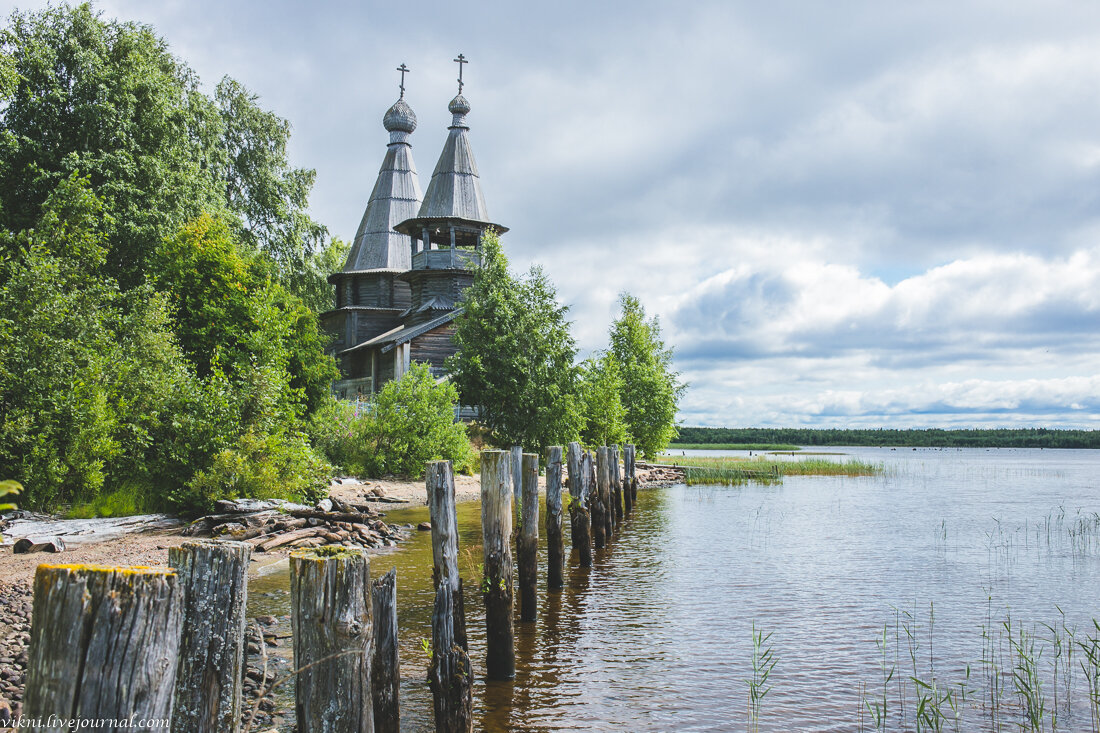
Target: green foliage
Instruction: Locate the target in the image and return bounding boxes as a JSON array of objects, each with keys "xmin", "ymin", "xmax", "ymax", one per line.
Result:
[
  {"xmin": 0, "ymin": 3, "xmax": 328, "ymax": 302},
  {"xmin": 609, "ymin": 293, "xmax": 684, "ymax": 458},
  {"xmin": 577, "ymin": 350, "xmax": 627, "ymax": 448},
  {"xmin": 448, "ymin": 230, "xmax": 582, "ymax": 456},
  {"xmin": 67, "ymin": 480, "xmax": 149, "ymax": 518},
  {"xmin": 183, "ymin": 429, "xmax": 330, "ymax": 511},
  {"xmin": 0, "ymin": 176, "xmax": 334, "ymax": 515},
  {"xmin": 322, "ymin": 363, "xmax": 472, "ymax": 479}
]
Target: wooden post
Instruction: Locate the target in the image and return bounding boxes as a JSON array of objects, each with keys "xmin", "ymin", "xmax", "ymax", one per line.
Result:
[
  {"xmin": 587, "ymin": 448, "xmax": 606, "ymax": 548},
  {"xmin": 291, "ymin": 547, "xmax": 373, "ymax": 733},
  {"xmin": 610, "ymin": 446, "xmax": 623, "ymax": 527},
  {"xmin": 429, "ymin": 582, "xmax": 472, "ymax": 733},
  {"xmin": 510, "ymin": 444, "xmax": 523, "ymax": 531},
  {"xmin": 372, "ymin": 568, "xmax": 399, "ymax": 733},
  {"xmin": 596, "ymin": 447, "xmax": 613, "ymax": 542},
  {"xmin": 626, "ymin": 444, "xmax": 639, "ymax": 504},
  {"xmin": 169, "ymin": 539, "xmax": 250, "ymax": 733},
  {"xmin": 566, "ymin": 442, "xmax": 592, "ymax": 567},
  {"xmin": 546, "ymin": 446, "xmax": 565, "ymax": 588},
  {"xmin": 24, "ymin": 565, "xmax": 183, "ymax": 727},
  {"xmin": 427, "ymin": 460, "xmax": 466, "ymax": 650},
  {"xmin": 427, "ymin": 459, "xmax": 472, "ymax": 732},
  {"xmin": 518, "ymin": 452, "xmax": 539, "ymax": 622},
  {"xmin": 623, "ymin": 444, "xmax": 635, "ymax": 513},
  {"xmin": 480, "ymin": 450, "xmax": 515, "ymax": 679}
]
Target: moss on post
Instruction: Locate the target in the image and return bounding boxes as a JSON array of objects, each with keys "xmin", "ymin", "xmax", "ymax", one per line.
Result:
[{"xmin": 25, "ymin": 565, "xmax": 183, "ymax": 727}]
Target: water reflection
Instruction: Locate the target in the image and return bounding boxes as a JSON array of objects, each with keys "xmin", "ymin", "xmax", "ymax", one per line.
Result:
[{"xmin": 248, "ymin": 448, "xmax": 1100, "ymax": 732}]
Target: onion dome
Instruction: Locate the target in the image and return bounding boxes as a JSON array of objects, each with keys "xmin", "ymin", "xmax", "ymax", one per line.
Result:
[
  {"xmin": 448, "ymin": 94, "xmax": 470, "ymax": 129},
  {"xmin": 383, "ymin": 98, "xmax": 417, "ymax": 134}
]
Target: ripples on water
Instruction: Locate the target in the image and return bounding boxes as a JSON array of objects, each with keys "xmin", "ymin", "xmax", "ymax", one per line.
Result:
[{"xmin": 249, "ymin": 447, "xmax": 1100, "ymax": 732}]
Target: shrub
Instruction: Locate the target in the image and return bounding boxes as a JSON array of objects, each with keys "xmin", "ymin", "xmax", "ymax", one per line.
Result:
[
  {"xmin": 181, "ymin": 430, "xmax": 331, "ymax": 514},
  {"xmin": 324, "ymin": 363, "xmax": 473, "ymax": 479}
]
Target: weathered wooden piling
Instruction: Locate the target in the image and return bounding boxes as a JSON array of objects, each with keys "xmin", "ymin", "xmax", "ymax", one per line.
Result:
[
  {"xmin": 588, "ymin": 448, "xmax": 606, "ymax": 548},
  {"xmin": 518, "ymin": 452, "xmax": 540, "ymax": 622},
  {"xmin": 546, "ymin": 446, "xmax": 565, "ymax": 588},
  {"xmin": 291, "ymin": 547, "xmax": 373, "ymax": 733},
  {"xmin": 611, "ymin": 445, "xmax": 624, "ymax": 526},
  {"xmin": 566, "ymin": 442, "xmax": 593, "ymax": 567},
  {"xmin": 626, "ymin": 443, "xmax": 639, "ymax": 504},
  {"xmin": 511, "ymin": 444, "xmax": 523, "ymax": 530},
  {"xmin": 429, "ymin": 582, "xmax": 473, "ymax": 733},
  {"xmin": 169, "ymin": 539, "xmax": 250, "ymax": 733},
  {"xmin": 480, "ymin": 449, "xmax": 515, "ymax": 679},
  {"xmin": 427, "ymin": 460, "xmax": 466, "ymax": 649},
  {"xmin": 623, "ymin": 444, "xmax": 635, "ymax": 513},
  {"xmin": 597, "ymin": 447, "xmax": 613, "ymax": 541},
  {"xmin": 371, "ymin": 568, "xmax": 399, "ymax": 733},
  {"xmin": 25, "ymin": 565, "xmax": 183, "ymax": 727},
  {"xmin": 426, "ymin": 459, "xmax": 472, "ymax": 731}
]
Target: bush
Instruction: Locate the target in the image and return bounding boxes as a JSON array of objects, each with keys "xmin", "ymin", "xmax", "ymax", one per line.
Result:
[
  {"xmin": 182, "ymin": 430, "xmax": 331, "ymax": 514},
  {"xmin": 318, "ymin": 363, "xmax": 473, "ymax": 479}
]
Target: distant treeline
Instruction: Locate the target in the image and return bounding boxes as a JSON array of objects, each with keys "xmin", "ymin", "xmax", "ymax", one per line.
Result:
[{"xmin": 674, "ymin": 427, "xmax": 1100, "ymax": 449}]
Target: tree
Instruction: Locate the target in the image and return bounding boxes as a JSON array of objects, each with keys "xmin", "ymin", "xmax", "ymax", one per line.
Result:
[
  {"xmin": 447, "ymin": 230, "xmax": 582, "ymax": 456},
  {"xmin": 577, "ymin": 350, "xmax": 627, "ymax": 448},
  {"xmin": 0, "ymin": 4, "xmax": 328, "ymax": 303},
  {"xmin": 609, "ymin": 293, "xmax": 684, "ymax": 457}
]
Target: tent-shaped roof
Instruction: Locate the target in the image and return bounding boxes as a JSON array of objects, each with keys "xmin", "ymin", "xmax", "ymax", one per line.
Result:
[
  {"xmin": 341, "ymin": 98, "xmax": 423, "ymax": 272},
  {"xmin": 416, "ymin": 94, "xmax": 490, "ymax": 223}
]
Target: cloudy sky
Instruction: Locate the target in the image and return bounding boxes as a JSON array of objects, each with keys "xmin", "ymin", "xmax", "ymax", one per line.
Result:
[{"xmin": 7, "ymin": 0, "xmax": 1100, "ymax": 429}]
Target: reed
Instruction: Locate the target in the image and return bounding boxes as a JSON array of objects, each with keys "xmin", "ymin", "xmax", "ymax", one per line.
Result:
[
  {"xmin": 747, "ymin": 621, "xmax": 777, "ymax": 733},
  {"xmin": 654, "ymin": 455, "xmax": 881, "ymax": 486}
]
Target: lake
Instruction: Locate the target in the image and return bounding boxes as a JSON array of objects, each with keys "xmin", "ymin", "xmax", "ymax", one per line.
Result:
[{"xmin": 250, "ymin": 447, "xmax": 1100, "ymax": 732}]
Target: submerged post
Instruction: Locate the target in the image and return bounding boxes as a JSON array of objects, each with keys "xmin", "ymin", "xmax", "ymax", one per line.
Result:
[
  {"xmin": 427, "ymin": 460, "xmax": 466, "ymax": 649},
  {"xmin": 169, "ymin": 539, "xmax": 250, "ymax": 733},
  {"xmin": 518, "ymin": 452, "xmax": 540, "ymax": 622},
  {"xmin": 611, "ymin": 445, "xmax": 624, "ymax": 526},
  {"xmin": 481, "ymin": 450, "xmax": 515, "ymax": 679},
  {"xmin": 511, "ymin": 444, "xmax": 523, "ymax": 531},
  {"xmin": 372, "ymin": 568, "xmax": 400, "ymax": 733},
  {"xmin": 25, "ymin": 565, "xmax": 183, "ymax": 727},
  {"xmin": 566, "ymin": 442, "xmax": 592, "ymax": 567},
  {"xmin": 546, "ymin": 446, "xmax": 565, "ymax": 588},
  {"xmin": 597, "ymin": 447, "xmax": 613, "ymax": 542},
  {"xmin": 623, "ymin": 444, "xmax": 635, "ymax": 513},
  {"xmin": 291, "ymin": 547, "xmax": 373, "ymax": 733},
  {"xmin": 427, "ymin": 460, "xmax": 472, "ymax": 732},
  {"xmin": 587, "ymin": 448, "xmax": 606, "ymax": 548}
]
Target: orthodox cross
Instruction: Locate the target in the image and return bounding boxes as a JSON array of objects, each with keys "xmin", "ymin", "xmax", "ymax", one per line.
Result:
[
  {"xmin": 454, "ymin": 54, "xmax": 468, "ymax": 94},
  {"xmin": 396, "ymin": 63, "xmax": 410, "ymax": 99}
]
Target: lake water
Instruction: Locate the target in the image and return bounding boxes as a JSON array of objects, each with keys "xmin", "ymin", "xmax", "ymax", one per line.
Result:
[{"xmin": 250, "ymin": 447, "xmax": 1100, "ymax": 732}]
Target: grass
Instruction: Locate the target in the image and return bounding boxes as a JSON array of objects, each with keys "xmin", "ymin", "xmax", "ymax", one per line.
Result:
[
  {"xmin": 66, "ymin": 481, "xmax": 151, "ymax": 518},
  {"xmin": 668, "ymin": 442, "xmax": 802, "ymax": 451},
  {"xmin": 654, "ymin": 454, "xmax": 882, "ymax": 486}
]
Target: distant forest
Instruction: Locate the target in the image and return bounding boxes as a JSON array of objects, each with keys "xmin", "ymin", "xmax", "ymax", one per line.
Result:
[{"xmin": 674, "ymin": 427, "xmax": 1100, "ymax": 449}]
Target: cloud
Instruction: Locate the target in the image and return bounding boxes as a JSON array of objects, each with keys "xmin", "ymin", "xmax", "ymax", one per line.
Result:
[{"xmin": 5, "ymin": 0, "xmax": 1100, "ymax": 428}]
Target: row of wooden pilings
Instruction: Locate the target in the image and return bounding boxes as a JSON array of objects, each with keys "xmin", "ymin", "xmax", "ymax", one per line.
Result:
[{"xmin": 17, "ymin": 442, "xmax": 639, "ymax": 733}]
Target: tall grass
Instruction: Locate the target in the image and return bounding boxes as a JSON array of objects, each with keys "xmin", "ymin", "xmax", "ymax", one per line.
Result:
[
  {"xmin": 655, "ymin": 455, "xmax": 881, "ymax": 486},
  {"xmin": 667, "ymin": 442, "xmax": 802, "ymax": 451}
]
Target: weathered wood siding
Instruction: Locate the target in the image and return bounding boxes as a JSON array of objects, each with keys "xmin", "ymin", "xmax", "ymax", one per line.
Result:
[{"xmin": 409, "ymin": 324, "xmax": 458, "ymax": 374}]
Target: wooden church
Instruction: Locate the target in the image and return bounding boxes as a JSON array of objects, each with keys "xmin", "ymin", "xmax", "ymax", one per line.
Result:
[{"xmin": 322, "ymin": 58, "xmax": 506, "ymax": 398}]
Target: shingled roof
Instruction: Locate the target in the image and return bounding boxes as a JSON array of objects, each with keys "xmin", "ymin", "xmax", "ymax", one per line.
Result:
[
  {"xmin": 341, "ymin": 98, "xmax": 423, "ymax": 272},
  {"xmin": 416, "ymin": 94, "xmax": 490, "ymax": 223}
]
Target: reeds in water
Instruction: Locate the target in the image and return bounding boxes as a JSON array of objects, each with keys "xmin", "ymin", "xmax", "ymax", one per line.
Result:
[{"xmin": 656, "ymin": 455, "xmax": 881, "ymax": 486}]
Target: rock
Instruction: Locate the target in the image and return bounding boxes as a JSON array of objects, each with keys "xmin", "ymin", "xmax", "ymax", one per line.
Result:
[
  {"xmin": 316, "ymin": 498, "xmax": 333, "ymax": 512},
  {"xmin": 255, "ymin": 615, "xmax": 278, "ymax": 627},
  {"xmin": 417, "ymin": 522, "xmax": 431, "ymax": 531}
]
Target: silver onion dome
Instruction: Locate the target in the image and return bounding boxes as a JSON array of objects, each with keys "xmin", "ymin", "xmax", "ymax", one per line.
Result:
[{"xmin": 383, "ymin": 98, "xmax": 417, "ymax": 134}]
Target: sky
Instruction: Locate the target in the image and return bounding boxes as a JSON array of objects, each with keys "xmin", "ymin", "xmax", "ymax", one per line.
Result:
[{"xmin": 6, "ymin": 0, "xmax": 1100, "ymax": 429}]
